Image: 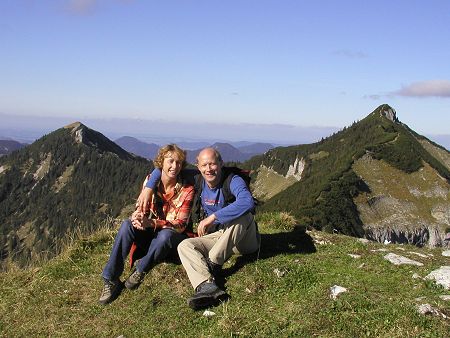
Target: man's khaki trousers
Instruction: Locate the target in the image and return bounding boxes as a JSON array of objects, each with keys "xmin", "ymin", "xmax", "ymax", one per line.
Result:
[{"xmin": 177, "ymin": 212, "xmax": 260, "ymax": 289}]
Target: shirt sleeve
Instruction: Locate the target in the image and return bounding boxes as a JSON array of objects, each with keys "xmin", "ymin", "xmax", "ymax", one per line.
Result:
[
  {"xmin": 214, "ymin": 175, "xmax": 254, "ymax": 224},
  {"xmin": 154, "ymin": 185, "xmax": 195, "ymax": 233},
  {"xmin": 145, "ymin": 168, "xmax": 162, "ymax": 189},
  {"xmin": 145, "ymin": 168, "xmax": 200, "ymax": 189}
]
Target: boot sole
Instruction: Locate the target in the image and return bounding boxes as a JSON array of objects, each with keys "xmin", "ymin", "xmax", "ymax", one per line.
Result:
[{"xmin": 187, "ymin": 290, "xmax": 227, "ymax": 310}]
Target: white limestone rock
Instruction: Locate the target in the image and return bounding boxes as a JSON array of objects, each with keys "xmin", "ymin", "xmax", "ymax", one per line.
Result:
[
  {"xmin": 203, "ymin": 310, "xmax": 216, "ymax": 317},
  {"xmin": 425, "ymin": 266, "xmax": 450, "ymax": 289},
  {"xmin": 383, "ymin": 253, "xmax": 423, "ymax": 266},
  {"xmin": 330, "ymin": 285, "xmax": 347, "ymax": 300},
  {"xmin": 417, "ymin": 303, "xmax": 448, "ymax": 319},
  {"xmin": 358, "ymin": 238, "xmax": 370, "ymax": 244}
]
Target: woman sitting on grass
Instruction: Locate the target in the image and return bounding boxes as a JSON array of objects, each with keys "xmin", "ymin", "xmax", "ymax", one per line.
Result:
[{"xmin": 99, "ymin": 144, "xmax": 194, "ymax": 305}]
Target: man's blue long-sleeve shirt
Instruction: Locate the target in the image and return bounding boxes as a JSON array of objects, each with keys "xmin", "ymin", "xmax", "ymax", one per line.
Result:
[{"xmin": 145, "ymin": 168, "xmax": 254, "ymax": 225}]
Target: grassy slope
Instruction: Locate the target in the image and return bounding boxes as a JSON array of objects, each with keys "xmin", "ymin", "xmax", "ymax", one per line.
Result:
[
  {"xmin": 353, "ymin": 158, "xmax": 450, "ymax": 229},
  {"xmin": 1, "ymin": 214, "xmax": 449, "ymax": 337}
]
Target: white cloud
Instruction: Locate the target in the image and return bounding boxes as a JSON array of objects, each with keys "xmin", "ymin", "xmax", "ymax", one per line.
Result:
[
  {"xmin": 364, "ymin": 94, "xmax": 382, "ymax": 100},
  {"xmin": 67, "ymin": 0, "xmax": 97, "ymax": 15},
  {"xmin": 392, "ymin": 80, "xmax": 450, "ymax": 98},
  {"xmin": 332, "ymin": 49, "xmax": 368, "ymax": 59}
]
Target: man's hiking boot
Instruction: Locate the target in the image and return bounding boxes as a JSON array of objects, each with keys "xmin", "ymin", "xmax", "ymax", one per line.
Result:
[
  {"xmin": 206, "ymin": 258, "xmax": 222, "ymax": 278},
  {"xmin": 125, "ymin": 269, "xmax": 146, "ymax": 290},
  {"xmin": 99, "ymin": 279, "xmax": 121, "ymax": 305},
  {"xmin": 187, "ymin": 281, "xmax": 227, "ymax": 310}
]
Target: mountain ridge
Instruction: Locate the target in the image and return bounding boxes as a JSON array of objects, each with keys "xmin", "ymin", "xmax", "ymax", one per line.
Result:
[
  {"xmin": 248, "ymin": 104, "xmax": 450, "ymax": 247},
  {"xmin": 0, "ymin": 123, "xmax": 152, "ymax": 268}
]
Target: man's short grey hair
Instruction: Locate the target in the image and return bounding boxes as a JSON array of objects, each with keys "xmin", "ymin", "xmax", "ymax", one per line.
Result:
[{"xmin": 196, "ymin": 147, "xmax": 223, "ymax": 164}]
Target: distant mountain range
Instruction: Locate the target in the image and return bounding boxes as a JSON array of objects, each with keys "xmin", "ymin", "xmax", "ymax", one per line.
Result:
[
  {"xmin": 0, "ymin": 140, "xmax": 27, "ymax": 157},
  {"xmin": 115, "ymin": 136, "xmax": 160, "ymax": 160},
  {"xmin": 115, "ymin": 136, "xmax": 274, "ymax": 163}
]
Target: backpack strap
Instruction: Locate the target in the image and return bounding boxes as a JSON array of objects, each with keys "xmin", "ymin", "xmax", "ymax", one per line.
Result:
[
  {"xmin": 221, "ymin": 168, "xmax": 236, "ymax": 205},
  {"xmin": 188, "ymin": 173, "xmax": 204, "ymax": 226}
]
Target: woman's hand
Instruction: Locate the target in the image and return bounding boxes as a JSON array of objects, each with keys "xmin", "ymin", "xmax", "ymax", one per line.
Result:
[
  {"xmin": 131, "ymin": 210, "xmax": 155, "ymax": 230},
  {"xmin": 136, "ymin": 187, "xmax": 153, "ymax": 213}
]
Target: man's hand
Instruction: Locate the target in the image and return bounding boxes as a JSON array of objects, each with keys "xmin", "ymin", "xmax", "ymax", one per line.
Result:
[
  {"xmin": 197, "ymin": 214, "xmax": 216, "ymax": 237},
  {"xmin": 136, "ymin": 187, "xmax": 153, "ymax": 213}
]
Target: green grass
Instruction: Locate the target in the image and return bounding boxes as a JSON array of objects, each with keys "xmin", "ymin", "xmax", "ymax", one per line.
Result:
[{"xmin": 1, "ymin": 214, "xmax": 449, "ymax": 337}]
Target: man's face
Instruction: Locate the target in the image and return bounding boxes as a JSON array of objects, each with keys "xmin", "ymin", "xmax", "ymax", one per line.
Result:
[
  {"xmin": 162, "ymin": 152, "xmax": 183, "ymax": 180},
  {"xmin": 197, "ymin": 149, "xmax": 222, "ymax": 188}
]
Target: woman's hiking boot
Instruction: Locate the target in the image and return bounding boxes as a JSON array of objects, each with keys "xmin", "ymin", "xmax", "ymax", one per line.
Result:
[
  {"xmin": 99, "ymin": 278, "xmax": 121, "ymax": 305},
  {"xmin": 125, "ymin": 269, "xmax": 146, "ymax": 290}
]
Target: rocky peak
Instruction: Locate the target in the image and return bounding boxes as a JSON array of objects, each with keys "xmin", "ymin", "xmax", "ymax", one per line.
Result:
[
  {"xmin": 63, "ymin": 121, "xmax": 134, "ymax": 160},
  {"xmin": 64, "ymin": 121, "xmax": 87, "ymax": 144},
  {"xmin": 378, "ymin": 105, "xmax": 399, "ymax": 123}
]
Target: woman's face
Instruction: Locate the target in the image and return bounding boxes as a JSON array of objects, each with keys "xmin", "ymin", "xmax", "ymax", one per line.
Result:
[{"xmin": 162, "ymin": 152, "xmax": 183, "ymax": 180}]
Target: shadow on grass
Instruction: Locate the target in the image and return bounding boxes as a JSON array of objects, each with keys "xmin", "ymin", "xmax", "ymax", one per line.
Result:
[{"xmin": 217, "ymin": 225, "xmax": 316, "ymax": 290}]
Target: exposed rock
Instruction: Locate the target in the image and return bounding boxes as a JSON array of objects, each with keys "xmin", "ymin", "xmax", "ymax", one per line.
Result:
[
  {"xmin": 348, "ymin": 254, "xmax": 361, "ymax": 259},
  {"xmin": 33, "ymin": 153, "xmax": 52, "ymax": 181},
  {"xmin": 416, "ymin": 303, "xmax": 448, "ymax": 319},
  {"xmin": 439, "ymin": 295, "xmax": 450, "ymax": 301},
  {"xmin": 358, "ymin": 238, "xmax": 370, "ymax": 244},
  {"xmin": 408, "ymin": 251, "xmax": 429, "ymax": 258},
  {"xmin": 442, "ymin": 250, "xmax": 450, "ymax": 257},
  {"xmin": 65, "ymin": 122, "xmax": 85, "ymax": 143},
  {"xmin": 285, "ymin": 156, "xmax": 305, "ymax": 181},
  {"xmin": 330, "ymin": 285, "xmax": 347, "ymax": 300},
  {"xmin": 412, "ymin": 273, "xmax": 422, "ymax": 279},
  {"xmin": 365, "ymin": 225, "xmax": 447, "ymax": 248},
  {"xmin": 203, "ymin": 310, "xmax": 216, "ymax": 317},
  {"xmin": 252, "ymin": 165, "xmax": 298, "ymax": 200},
  {"xmin": 425, "ymin": 266, "xmax": 450, "ymax": 289},
  {"xmin": 383, "ymin": 253, "xmax": 423, "ymax": 266},
  {"xmin": 379, "ymin": 106, "xmax": 398, "ymax": 123}
]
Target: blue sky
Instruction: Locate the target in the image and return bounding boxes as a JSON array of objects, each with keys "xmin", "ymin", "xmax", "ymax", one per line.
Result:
[{"xmin": 1, "ymin": 0, "xmax": 449, "ymax": 143}]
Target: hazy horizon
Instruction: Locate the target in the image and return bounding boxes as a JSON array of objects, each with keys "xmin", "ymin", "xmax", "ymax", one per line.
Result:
[
  {"xmin": 0, "ymin": 111, "xmax": 339, "ymax": 146},
  {"xmin": 1, "ymin": 111, "xmax": 449, "ymax": 151}
]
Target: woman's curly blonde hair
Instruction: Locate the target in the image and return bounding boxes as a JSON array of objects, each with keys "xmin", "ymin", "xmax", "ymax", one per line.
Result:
[{"xmin": 153, "ymin": 144, "xmax": 187, "ymax": 169}]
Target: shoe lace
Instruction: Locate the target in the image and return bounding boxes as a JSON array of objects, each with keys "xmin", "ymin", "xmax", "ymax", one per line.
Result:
[
  {"xmin": 102, "ymin": 280, "xmax": 114, "ymax": 295},
  {"xmin": 132, "ymin": 270, "xmax": 144, "ymax": 281}
]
